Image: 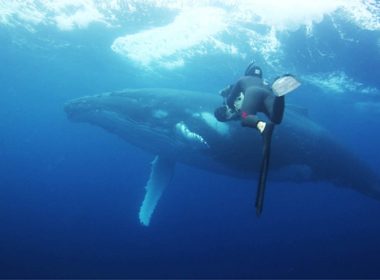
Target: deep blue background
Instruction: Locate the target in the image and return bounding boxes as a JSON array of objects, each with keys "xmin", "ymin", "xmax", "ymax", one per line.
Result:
[{"xmin": 1, "ymin": 7, "xmax": 380, "ymax": 279}]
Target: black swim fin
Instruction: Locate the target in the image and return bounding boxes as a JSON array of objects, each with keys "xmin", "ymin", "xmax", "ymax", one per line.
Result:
[{"xmin": 255, "ymin": 123, "xmax": 275, "ymax": 216}]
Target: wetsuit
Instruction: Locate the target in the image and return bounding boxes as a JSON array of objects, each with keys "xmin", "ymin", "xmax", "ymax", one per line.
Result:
[{"xmin": 226, "ymin": 75, "xmax": 285, "ymax": 128}]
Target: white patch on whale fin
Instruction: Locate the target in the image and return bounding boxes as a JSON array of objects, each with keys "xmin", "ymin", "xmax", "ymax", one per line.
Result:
[
  {"xmin": 199, "ymin": 112, "xmax": 230, "ymax": 136},
  {"xmin": 139, "ymin": 156, "xmax": 175, "ymax": 226},
  {"xmin": 175, "ymin": 121, "xmax": 209, "ymax": 149}
]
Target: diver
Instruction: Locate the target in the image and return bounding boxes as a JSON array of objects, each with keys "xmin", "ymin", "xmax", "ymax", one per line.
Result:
[
  {"xmin": 214, "ymin": 62, "xmax": 300, "ymax": 216},
  {"xmin": 214, "ymin": 62, "xmax": 285, "ymax": 138}
]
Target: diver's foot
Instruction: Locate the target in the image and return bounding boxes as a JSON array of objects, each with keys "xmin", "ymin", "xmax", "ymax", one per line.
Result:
[
  {"xmin": 257, "ymin": 121, "xmax": 266, "ymax": 133},
  {"xmin": 261, "ymin": 122, "xmax": 274, "ymax": 143}
]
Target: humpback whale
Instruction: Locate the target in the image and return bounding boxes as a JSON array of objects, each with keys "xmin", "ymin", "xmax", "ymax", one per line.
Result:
[{"xmin": 64, "ymin": 88, "xmax": 380, "ymax": 225}]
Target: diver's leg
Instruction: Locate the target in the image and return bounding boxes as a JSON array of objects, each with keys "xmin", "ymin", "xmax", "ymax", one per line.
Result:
[
  {"xmin": 240, "ymin": 89, "xmax": 273, "ymax": 135},
  {"xmin": 265, "ymin": 95, "xmax": 285, "ymax": 124},
  {"xmin": 240, "ymin": 89, "xmax": 261, "ymax": 129}
]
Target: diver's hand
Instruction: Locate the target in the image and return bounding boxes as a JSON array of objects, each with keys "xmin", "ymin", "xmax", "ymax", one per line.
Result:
[
  {"xmin": 218, "ymin": 85, "xmax": 233, "ymax": 97},
  {"xmin": 225, "ymin": 106, "xmax": 236, "ymax": 119},
  {"xmin": 214, "ymin": 105, "xmax": 236, "ymax": 122}
]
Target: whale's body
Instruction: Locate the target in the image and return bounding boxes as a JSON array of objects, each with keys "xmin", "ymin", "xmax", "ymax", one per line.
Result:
[{"xmin": 64, "ymin": 88, "xmax": 380, "ymax": 225}]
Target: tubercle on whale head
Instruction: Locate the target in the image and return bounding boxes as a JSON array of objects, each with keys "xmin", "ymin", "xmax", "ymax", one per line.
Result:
[
  {"xmin": 64, "ymin": 99, "xmax": 89, "ymax": 121},
  {"xmin": 64, "ymin": 98, "xmax": 102, "ymax": 121}
]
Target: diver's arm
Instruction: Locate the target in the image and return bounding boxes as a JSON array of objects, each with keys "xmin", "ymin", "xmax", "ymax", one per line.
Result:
[
  {"xmin": 226, "ymin": 80, "xmax": 242, "ymax": 110},
  {"xmin": 219, "ymin": 84, "xmax": 233, "ymax": 98}
]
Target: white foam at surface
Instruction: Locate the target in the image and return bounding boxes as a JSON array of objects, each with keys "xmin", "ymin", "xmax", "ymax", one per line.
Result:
[
  {"xmin": 342, "ymin": 0, "xmax": 380, "ymax": 31},
  {"xmin": 1, "ymin": 0, "xmax": 379, "ymax": 68},
  {"xmin": 111, "ymin": 7, "xmax": 228, "ymax": 67},
  {"xmin": 50, "ymin": 0, "xmax": 106, "ymax": 31},
  {"xmin": 227, "ymin": 0, "xmax": 346, "ymax": 31},
  {"xmin": 1, "ymin": 1, "xmax": 378, "ymax": 32},
  {"xmin": 303, "ymin": 71, "xmax": 379, "ymax": 96},
  {"xmin": 244, "ymin": 27, "xmax": 282, "ymax": 66},
  {"xmin": 0, "ymin": 1, "xmax": 45, "ymax": 29}
]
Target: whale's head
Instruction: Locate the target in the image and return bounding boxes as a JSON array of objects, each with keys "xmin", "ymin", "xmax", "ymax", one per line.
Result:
[{"xmin": 64, "ymin": 88, "xmax": 223, "ymax": 157}]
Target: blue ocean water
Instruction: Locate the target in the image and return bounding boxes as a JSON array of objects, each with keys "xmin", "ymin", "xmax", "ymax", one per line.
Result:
[{"xmin": 1, "ymin": 1, "xmax": 380, "ymax": 278}]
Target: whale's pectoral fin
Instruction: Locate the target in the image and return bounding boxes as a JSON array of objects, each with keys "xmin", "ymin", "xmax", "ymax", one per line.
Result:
[{"xmin": 139, "ymin": 155, "xmax": 175, "ymax": 226}]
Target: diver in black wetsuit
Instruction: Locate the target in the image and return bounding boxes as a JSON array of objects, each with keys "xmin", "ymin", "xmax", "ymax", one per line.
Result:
[
  {"xmin": 214, "ymin": 62, "xmax": 288, "ymax": 216},
  {"xmin": 214, "ymin": 62, "xmax": 285, "ymax": 137}
]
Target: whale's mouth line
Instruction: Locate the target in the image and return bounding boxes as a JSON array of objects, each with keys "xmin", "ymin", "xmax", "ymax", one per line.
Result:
[{"xmin": 65, "ymin": 102, "xmax": 181, "ymax": 149}]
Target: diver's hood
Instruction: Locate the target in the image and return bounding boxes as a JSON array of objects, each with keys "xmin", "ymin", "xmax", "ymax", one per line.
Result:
[{"xmin": 245, "ymin": 63, "xmax": 262, "ymax": 78}]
